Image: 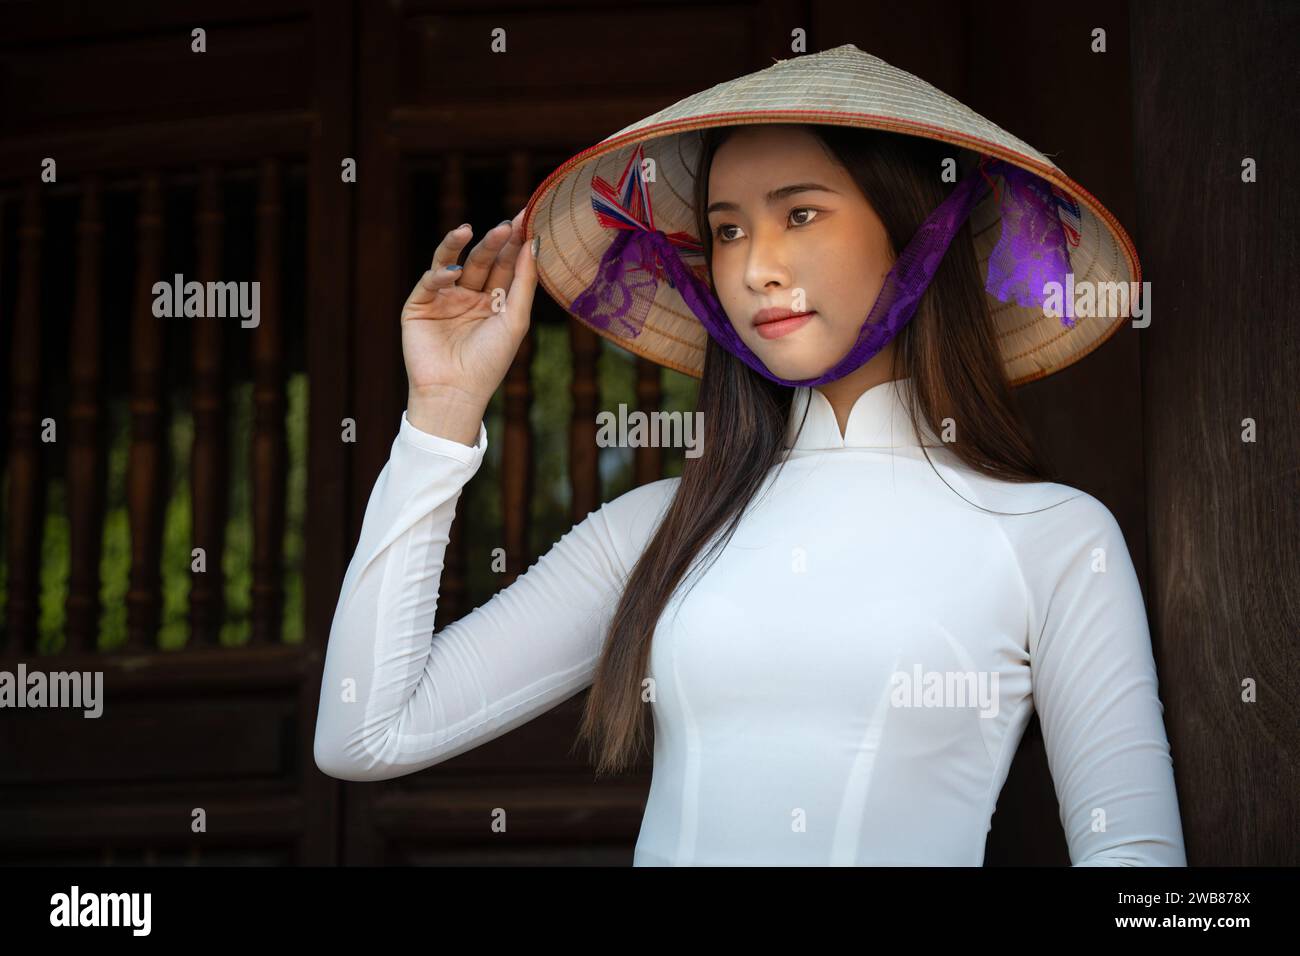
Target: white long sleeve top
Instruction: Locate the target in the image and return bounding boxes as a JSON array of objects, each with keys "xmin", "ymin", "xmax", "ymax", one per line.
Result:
[{"xmin": 314, "ymin": 376, "xmax": 1187, "ymax": 866}]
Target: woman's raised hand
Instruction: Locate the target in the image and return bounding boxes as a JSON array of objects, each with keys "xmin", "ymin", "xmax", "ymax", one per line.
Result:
[{"xmin": 401, "ymin": 208, "xmax": 538, "ymax": 439}]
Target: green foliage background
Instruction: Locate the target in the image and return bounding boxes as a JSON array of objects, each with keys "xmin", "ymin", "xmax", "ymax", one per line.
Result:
[
  {"xmin": 0, "ymin": 347, "xmax": 697, "ymax": 646},
  {"xmin": 0, "ymin": 372, "xmax": 308, "ymax": 652}
]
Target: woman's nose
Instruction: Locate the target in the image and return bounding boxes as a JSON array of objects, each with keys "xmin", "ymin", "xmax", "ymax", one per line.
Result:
[{"xmin": 743, "ymin": 233, "xmax": 793, "ymax": 292}]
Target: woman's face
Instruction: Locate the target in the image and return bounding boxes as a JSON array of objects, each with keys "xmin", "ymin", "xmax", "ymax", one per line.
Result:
[{"xmin": 705, "ymin": 125, "xmax": 895, "ymax": 381}]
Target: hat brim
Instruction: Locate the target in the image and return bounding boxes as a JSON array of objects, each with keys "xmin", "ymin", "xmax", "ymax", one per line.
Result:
[{"xmin": 524, "ymin": 45, "xmax": 1141, "ymax": 387}]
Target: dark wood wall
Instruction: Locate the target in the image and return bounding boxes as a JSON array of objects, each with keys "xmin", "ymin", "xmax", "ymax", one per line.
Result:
[
  {"xmin": 0, "ymin": 0, "xmax": 1292, "ymax": 865},
  {"xmin": 0, "ymin": 0, "xmax": 352, "ymax": 865},
  {"xmin": 1130, "ymin": 0, "xmax": 1298, "ymax": 865}
]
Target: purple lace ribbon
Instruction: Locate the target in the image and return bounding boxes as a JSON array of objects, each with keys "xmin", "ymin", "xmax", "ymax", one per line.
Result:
[{"xmin": 571, "ymin": 155, "xmax": 1076, "ymax": 387}]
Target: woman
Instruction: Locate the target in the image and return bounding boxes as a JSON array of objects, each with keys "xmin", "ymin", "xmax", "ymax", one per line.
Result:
[{"xmin": 314, "ymin": 46, "xmax": 1186, "ymax": 866}]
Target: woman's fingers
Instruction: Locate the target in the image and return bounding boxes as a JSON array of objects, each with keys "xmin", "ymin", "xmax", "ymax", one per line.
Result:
[
  {"xmin": 409, "ymin": 209, "xmax": 528, "ymax": 312},
  {"xmin": 499, "ymin": 226, "xmax": 539, "ymax": 336},
  {"xmin": 483, "ymin": 209, "xmax": 526, "ymax": 301},
  {"xmin": 457, "ymin": 219, "xmax": 515, "ymax": 292},
  {"xmin": 406, "ymin": 261, "xmax": 465, "ymax": 308},
  {"xmin": 429, "ymin": 223, "xmax": 473, "ymax": 273}
]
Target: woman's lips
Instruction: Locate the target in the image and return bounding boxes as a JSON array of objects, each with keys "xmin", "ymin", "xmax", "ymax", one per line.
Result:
[{"xmin": 754, "ymin": 311, "xmax": 815, "ymax": 340}]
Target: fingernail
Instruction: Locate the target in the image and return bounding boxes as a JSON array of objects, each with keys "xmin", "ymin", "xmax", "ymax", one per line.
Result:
[
  {"xmin": 498, "ymin": 219, "xmax": 511, "ymax": 226},
  {"xmin": 445, "ymin": 264, "xmax": 462, "ymax": 271},
  {"xmin": 531, "ymin": 235, "xmax": 540, "ymax": 258},
  {"xmin": 457, "ymin": 222, "xmax": 470, "ymax": 230}
]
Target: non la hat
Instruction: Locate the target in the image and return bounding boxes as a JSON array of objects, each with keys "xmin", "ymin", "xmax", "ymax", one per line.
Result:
[{"xmin": 521, "ymin": 43, "xmax": 1141, "ymax": 387}]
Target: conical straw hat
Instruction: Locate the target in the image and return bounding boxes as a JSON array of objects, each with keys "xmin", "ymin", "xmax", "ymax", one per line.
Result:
[{"xmin": 523, "ymin": 43, "xmax": 1140, "ymax": 386}]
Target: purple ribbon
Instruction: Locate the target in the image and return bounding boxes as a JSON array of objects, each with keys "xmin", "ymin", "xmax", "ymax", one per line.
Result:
[{"xmin": 572, "ymin": 155, "xmax": 1076, "ymax": 387}]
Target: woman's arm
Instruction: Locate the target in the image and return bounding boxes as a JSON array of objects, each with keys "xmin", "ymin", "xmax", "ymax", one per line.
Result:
[
  {"xmin": 1020, "ymin": 492, "xmax": 1188, "ymax": 866},
  {"xmin": 312, "ymin": 410, "xmax": 675, "ymax": 781}
]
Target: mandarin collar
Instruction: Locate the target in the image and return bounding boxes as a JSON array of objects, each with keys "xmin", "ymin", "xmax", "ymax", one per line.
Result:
[{"xmin": 783, "ymin": 377, "xmax": 943, "ymax": 450}]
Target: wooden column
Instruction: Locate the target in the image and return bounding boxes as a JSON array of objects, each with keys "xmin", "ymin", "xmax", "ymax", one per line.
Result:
[
  {"xmin": 65, "ymin": 176, "xmax": 107, "ymax": 653},
  {"xmin": 634, "ymin": 357, "xmax": 663, "ymax": 486},
  {"xmin": 189, "ymin": 165, "xmax": 228, "ymax": 646},
  {"xmin": 303, "ymin": 0, "xmax": 355, "ymax": 649},
  {"xmin": 251, "ymin": 159, "xmax": 286, "ymax": 644},
  {"xmin": 4, "ymin": 183, "xmax": 44, "ymax": 655},
  {"xmin": 351, "ymin": 0, "xmax": 403, "ymax": 558},
  {"xmin": 125, "ymin": 174, "xmax": 167, "ymax": 652},
  {"xmin": 301, "ymin": 0, "xmax": 356, "ymax": 867}
]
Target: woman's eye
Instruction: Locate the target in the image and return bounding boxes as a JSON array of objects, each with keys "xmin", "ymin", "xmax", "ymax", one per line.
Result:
[
  {"xmin": 713, "ymin": 208, "xmax": 819, "ymax": 244},
  {"xmin": 789, "ymin": 207, "xmax": 819, "ymax": 227}
]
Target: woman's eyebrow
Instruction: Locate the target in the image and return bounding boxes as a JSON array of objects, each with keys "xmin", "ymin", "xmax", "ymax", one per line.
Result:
[{"xmin": 706, "ymin": 183, "xmax": 840, "ymax": 215}]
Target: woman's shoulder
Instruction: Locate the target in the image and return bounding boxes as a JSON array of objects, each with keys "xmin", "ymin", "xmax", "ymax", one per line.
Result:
[
  {"xmin": 949, "ymin": 468, "xmax": 1135, "ymax": 571},
  {"xmin": 929, "ymin": 456, "xmax": 1106, "ymax": 521},
  {"xmin": 562, "ymin": 476, "xmax": 677, "ymax": 575},
  {"xmin": 597, "ymin": 475, "xmax": 681, "ymax": 530}
]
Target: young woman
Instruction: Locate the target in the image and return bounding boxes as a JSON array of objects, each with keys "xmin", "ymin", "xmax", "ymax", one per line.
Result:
[{"xmin": 314, "ymin": 47, "xmax": 1186, "ymax": 866}]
